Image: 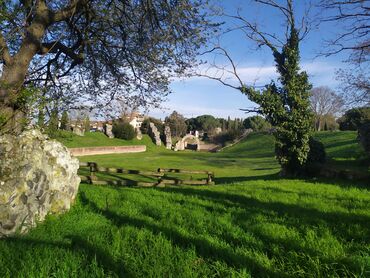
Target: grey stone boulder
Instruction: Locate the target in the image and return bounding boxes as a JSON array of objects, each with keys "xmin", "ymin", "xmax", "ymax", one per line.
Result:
[{"xmin": 0, "ymin": 129, "xmax": 80, "ymax": 237}]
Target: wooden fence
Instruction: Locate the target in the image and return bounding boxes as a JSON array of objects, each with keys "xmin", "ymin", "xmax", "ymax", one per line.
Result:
[{"xmin": 79, "ymin": 162, "xmax": 215, "ymax": 187}]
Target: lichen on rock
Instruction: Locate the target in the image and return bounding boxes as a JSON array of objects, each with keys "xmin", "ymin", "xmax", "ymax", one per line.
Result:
[{"xmin": 0, "ymin": 129, "xmax": 80, "ymax": 237}]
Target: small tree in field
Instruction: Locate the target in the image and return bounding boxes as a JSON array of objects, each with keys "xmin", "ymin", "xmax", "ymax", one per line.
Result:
[
  {"xmin": 37, "ymin": 109, "xmax": 45, "ymax": 129},
  {"xmin": 83, "ymin": 115, "xmax": 90, "ymax": 133},
  {"xmin": 165, "ymin": 111, "xmax": 187, "ymax": 138},
  {"xmin": 60, "ymin": 111, "xmax": 69, "ymax": 130},
  {"xmin": 113, "ymin": 121, "xmax": 136, "ymax": 140},
  {"xmin": 47, "ymin": 108, "xmax": 59, "ymax": 137}
]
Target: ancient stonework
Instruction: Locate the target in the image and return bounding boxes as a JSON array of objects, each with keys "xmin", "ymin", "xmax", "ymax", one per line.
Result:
[
  {"xmin": 174, "ymin": 134, "xmax": 200, "ymax": 151},
  {"xmin": 148, "ymin": 122, "xmax": 161, "ymax": 146},
  {"xmin": 136, "ymin": 127, "xmax": 143, "ymax": 140},
  {"xmin": 0, "ymin": 130, "xmax": 80, "ymax": 237},
  {"xmin": 164, "ymin": 126, "xmax": 172, "ymax": 149},
  {"xmin": 174, "ymin": 140, "xmax": 184, "ymax": 151},
  {"xmin": 104, "ymin": 124, "xmax": 114, "ymax": 138},
  {"xmin": 72, "ymin": 126, "xmax": 85, "ymax": 136}
]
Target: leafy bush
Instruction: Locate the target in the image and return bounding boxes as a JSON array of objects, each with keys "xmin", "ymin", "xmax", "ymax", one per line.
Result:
[
  {"xmin": 303, "ymin": 137, "xmax": 326, "ymax": 176},
  {"xmin": 358, "ymin": 122, "xmax": 370, "ymax": 156},
  {"xmin": 307, "ymin": 137, "xmax": 326, "ymax": 164},
  {"xmin": 338, "ymin": 107, "xmax": 370, "ymax": 130},
  {"xmin": 165, "ymin": 111, "xmax": 187, "ymax": 137},
  {"xmin": 243, "ymin": 116, "xmax": 271, "ymax": 131},
  {"xmin": 60, "ymin": 111, "xmax": 69, "ymax": 130},
  {"xmin": 112, "ymin": 121, "xmax": 136, "ymax": 140},
  {"xmin": 140, "ymin": 117, "xmax": 163, "ymax": 134}
]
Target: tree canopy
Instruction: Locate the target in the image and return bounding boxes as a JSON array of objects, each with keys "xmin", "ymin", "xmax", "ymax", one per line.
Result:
[{"xmin": 0, "ymin": 0, "xmax": 212, "ymax": 134}]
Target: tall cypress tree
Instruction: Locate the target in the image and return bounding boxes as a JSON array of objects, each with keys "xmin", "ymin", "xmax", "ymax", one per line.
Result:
[{"xmin": 243, "ymin": 25, "xmax": 313, "ymax": 175}]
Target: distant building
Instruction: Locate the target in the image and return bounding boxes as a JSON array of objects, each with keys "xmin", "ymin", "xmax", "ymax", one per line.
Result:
[
  {"xmin": 90, "ymin": 121, "xmax": 106, "ymax": 132},
  {"xmin": 121, "ymin": 111, "xmax": 145, "ymax": 129}
]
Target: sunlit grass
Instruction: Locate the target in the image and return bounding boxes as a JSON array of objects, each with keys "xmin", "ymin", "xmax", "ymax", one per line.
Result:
[{"xmin": 0, "ymin": 132, "xmax": 369, "ymax": 277}]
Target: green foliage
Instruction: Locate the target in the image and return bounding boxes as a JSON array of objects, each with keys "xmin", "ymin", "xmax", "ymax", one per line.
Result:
[
  {"xmin": 243, "ymin": 27, "xmax": 313, "ymax": 175},
  {"xmin": 338, "ymin": 107, "xmax": 370, "ymax": 131},
  {"xmin": 243, "ymin": 116, "xmax": 271, "ymax": 131},
  {"xmin": 83, "ymin": 115, "xmax": 90, "ymax": 132},
  {"xmin": 195, "ymin": 115, "xmax": 220, "ymax": 133},
  {"xmin": 358, "ymin": 123, "xmax": 370, "ymax": 156},
  {"xmin": 60, "ymin": 111, "xmax": 69, "ymax": 130},
  {"xmin": 307, "ymin": 137, "xmax": 326, "ymax": 165},
  {"xmin": 314, "ymin": 131, "xmax": 368, "ymax": 173},
  {"xmin": 165, "ymin": 111, "xmax": 187, "ymax": 137},
  {"xmin": 112, "ymin": 121, "xmax": 136, "ymax": 140},
  {"xmin": 47, "ymin": 109, "xmax": 59, "ymax": 137},
  {"xmin": 321, "ymin": 115, "xmax": 338, "ymax": 131},
  {"xmin": 140, "ymin": 117, "xmax": 164, "ymax": 134},
  {"xmin": 37, "ymin": 109, "xmax": 45, "ymax": 128}
]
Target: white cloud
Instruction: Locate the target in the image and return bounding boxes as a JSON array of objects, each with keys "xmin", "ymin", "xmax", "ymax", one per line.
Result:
[{"xmin": 173, "ymin": 60, "xmax": 339, "ymax": 88}]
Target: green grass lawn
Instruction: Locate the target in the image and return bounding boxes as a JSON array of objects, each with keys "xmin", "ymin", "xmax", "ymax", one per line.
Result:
[
  {"xmin": 1, "ymin": 132, "xmax": 369, "ymax": 277},
  {"xmin": 314, "ymin": 131, "xmax": 370, "ymax": 173},
  {"xmin": 56, "ymin": 130, "xmax": 153, "ymax": 148}
]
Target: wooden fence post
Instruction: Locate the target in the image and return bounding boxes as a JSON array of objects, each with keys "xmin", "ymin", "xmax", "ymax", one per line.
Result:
[
  {"xmin": 89, "ymin": 162, "xmax": 97, "ymax": 183},
  {"xmin": 207, "ymin": 173, "xmax": 212, "ymax": 184}
]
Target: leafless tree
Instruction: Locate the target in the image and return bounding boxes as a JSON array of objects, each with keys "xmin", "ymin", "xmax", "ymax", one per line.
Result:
[
  {"xmin": 310, "ymin": 86, "xmax": 344, "ymax": 131},
  {"xmin": 319, "ymin": 0, "xmax": 370, "ymax": 106}
]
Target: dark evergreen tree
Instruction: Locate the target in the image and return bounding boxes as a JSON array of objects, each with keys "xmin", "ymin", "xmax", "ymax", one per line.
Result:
[{"xmin": 60, "ymin": 111, "xmax": 69, "ymax": 130}]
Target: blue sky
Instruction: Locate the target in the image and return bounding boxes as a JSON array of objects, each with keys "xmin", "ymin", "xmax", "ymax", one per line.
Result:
[{"xmin": 149, "ymin": 0, "xmax": 348, "ymax": 120}]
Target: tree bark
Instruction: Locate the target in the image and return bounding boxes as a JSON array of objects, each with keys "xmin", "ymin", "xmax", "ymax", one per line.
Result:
[
  {"xmin": 0, "ymin": 2, "xmax": 50, "ymax": 134},
  {"xmin": 0, "ymin": 64, "xmax": 29, "ymax": 134}
]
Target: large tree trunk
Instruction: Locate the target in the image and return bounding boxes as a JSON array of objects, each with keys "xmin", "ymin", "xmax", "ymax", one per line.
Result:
[
  {"xmin": 0, "ymin": 3, "xmax": 50, "ymax": 135},
  {"xmin": 0, "ymin": 63, "xmax": 29, "ymax": 134}
]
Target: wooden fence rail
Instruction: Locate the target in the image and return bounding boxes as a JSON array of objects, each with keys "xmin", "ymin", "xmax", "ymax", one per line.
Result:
[{"xmin": 79, "ymin": 162, "xmax": 214, "ymax": 187}]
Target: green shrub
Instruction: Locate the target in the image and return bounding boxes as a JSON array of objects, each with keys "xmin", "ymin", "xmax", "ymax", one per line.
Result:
[
  {"xmin": 307, "ymin": 137, "xmax": 326, "ymax": 164},
  {"xmin": 140, "ymin": 117, "xmax": 164, "ymax": 134},
  {"xmin": 112, "ymin": 121, "xmax": 136, "ymax": 140},
  {"xmin": 304, "ymin": 137, "xmax": 326, "ymax": 176},
  {"xmin": 358, "ymin": 122, "xmax": 370, "ymax": 156},
  {"xmin": 338, "ymin": 107, "xmax": 370, "ymax": 130},
  {"xmin": 243, "ymin": 116, "xmax": 271, "ymax": 131}
]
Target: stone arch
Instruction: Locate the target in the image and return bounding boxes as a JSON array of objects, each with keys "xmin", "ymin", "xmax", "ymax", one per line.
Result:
[{"xmin": 175, "ymin": 134, "xmax": 200, "ymax": 151}]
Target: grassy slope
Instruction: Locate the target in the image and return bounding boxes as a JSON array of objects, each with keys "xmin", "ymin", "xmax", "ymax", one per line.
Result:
[
  {"xmin": 1, "ymin": 132, "xmax": 369, "ymax": 277},
  {"xmin": 314, "ymin": 131, "xmax": 369, "ymax": 173},
  {"xmin": 55, "ymin": 131, "xmax": 153, "ymax": 148}
]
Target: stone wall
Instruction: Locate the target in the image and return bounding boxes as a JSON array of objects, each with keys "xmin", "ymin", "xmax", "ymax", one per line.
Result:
[
  {"xmin": 69, "ymin": 145, "xmax": 146, "ymax": 156},
  {"xmin": 0, "ymin": 130, "xmax": 80, "ymax": 237},
  {"xmin": 72, "ymin": 126, "xmax": 85, "ymax": 136}
]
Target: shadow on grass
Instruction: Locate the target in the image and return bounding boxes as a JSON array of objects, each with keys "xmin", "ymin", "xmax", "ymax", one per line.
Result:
[
  {"xmin": 214, "ymin": 173, "xmax": 280, "ymax": 184},
  {"xmin": 3, "ymin": 235, "xmax": 129, "ymax": 277},
  {"xmin": 155, "ymin": 186, "xmax": 370, "ymax": 241},
  {"xmin": 79, "ymin": 192, "xmax": 287, "ymax": 277}
]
